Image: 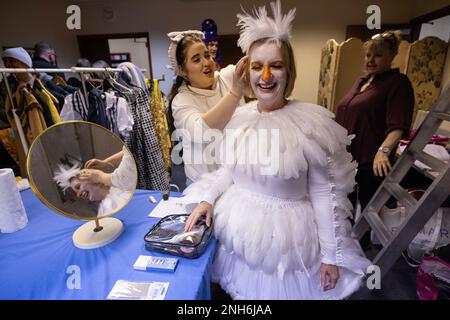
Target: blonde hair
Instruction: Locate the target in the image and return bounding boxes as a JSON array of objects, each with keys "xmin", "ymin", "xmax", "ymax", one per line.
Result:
[
  {"xmin": 364, "ymin": 30, "xmax": 402, "ymax": 57},
  {"xmin": 247, "ymin": 38, "xmax": 297, "ymax": 99}
]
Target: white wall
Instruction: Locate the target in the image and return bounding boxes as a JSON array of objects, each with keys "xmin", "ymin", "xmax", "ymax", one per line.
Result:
[
  {"xmin": 0, "ymin": 0, "xmax": 442, "ymax": 102},
  {"xmin": 108, "ymin": 38, "xmax": 151, "ymax": 78},
  {"xmin": 419, "ymin": 15, "xmax": 450, "ymax": 42}
]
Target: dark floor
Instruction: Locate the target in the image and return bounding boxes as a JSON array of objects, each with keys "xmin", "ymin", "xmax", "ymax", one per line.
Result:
[
  {"xmin": 349, "ymin": 246, "xmax": 418, "ymax": 300},
  {"xmin": 171, "ymin": 164, "xmax": 419, "ymax": 300}
]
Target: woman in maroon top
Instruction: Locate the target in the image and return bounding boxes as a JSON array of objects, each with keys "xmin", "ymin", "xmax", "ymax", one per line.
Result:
[{"xmin": 335, "ymin": 31, "xmax": 414, "ymax": 213}]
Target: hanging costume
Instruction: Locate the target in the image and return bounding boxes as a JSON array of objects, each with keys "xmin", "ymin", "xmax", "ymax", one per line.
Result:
[
  {"xmin": 123, "ymin": 87, "xmax": 170, "ymax": 191},
  {"xmin": 4, "ymin": 82, "xmax": 50, "ymax": 176},
  {"xmin": 60, "ymin": 67, "xmax": 169, "ymax": 191},
  {"xmin": 150, "ymin": 79, "xmax": 172, "ymax": 174}
]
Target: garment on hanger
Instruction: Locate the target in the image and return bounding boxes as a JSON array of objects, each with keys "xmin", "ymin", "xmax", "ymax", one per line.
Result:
[
  {"xmin": 116, "ymin": 62, "xmax": 149, "ymax": 94},
  {"xmin": 60, "ymin": 90, "xmax": 88, "ymax": 121},
  {"xmin": 32, "ymin": 79, "xmax": 61, "ymax": 124},
  {"xmin": 0, "ymin": 75, "xmax": 18, "ymax": 130},
  {"xmin": 52, "ymin": 76, "xmax": 67, "ymax": 86},
  {"xmin": 122, "ymin": 87, "xmax": 169, "ymax": 191},
  {"xmin": 150, "ymin": 79, "xmax": 172, "ymax": 173},
  {"xmin": 5, "ymin": 84, "xmax": 48, "ymax": 176},
  {"xmin": 104, "ymin": 91, "xmax": 134, "ymax": 139},
  {"xmin": 42, "ymin": 80, "xmax": 78, "ymax": 109},
  {"xmin": 0, "ymin": 127, "xmax": 20, "ymax": 176},
  {"xmin": 31, "ymin": 87, "xmax": 55, "ymax": 127},
  {"xmin": 60, "ymin": 87, "xmax": 133, "ymax": 140},
  {"xmin": 87, "ymin": 88, "xmax": 111, "ymax": 130}
]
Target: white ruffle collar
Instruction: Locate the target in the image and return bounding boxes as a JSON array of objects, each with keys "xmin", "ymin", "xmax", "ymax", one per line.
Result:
[{"xmin": 218, "ymin": 100, "xmax": 352, "ymax": 179}]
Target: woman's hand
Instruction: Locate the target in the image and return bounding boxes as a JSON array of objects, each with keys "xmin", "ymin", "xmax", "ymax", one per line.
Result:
[
  {"xmin": 184, "ymin": 201, "xmax": 213, "ymax": 232},
  {"xmin": 320, "ymin": 263, "xmax": 340, "ymax": 291},
  {"xmin": 231, "ymin": 56, "xmax": 249, "ymax": 98},
  {"xmin": 373, "ymin": 151, "xmax": 392, "ymax": 177},
  {"xmin": 79, "ymin": 169, "xmax": 111, "ymax": 187},
  {"xmin": 85, "ymin": 158, "xmax": 114, "ymax": 172}
]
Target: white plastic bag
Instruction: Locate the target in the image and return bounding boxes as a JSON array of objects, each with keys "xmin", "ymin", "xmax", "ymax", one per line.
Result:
[{"xmin": 379, "ymin": 205, "xmax": 450, "ymax": 260}]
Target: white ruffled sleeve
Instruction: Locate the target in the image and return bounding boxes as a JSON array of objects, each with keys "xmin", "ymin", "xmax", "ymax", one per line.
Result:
[
  {"xmin": 201, "ymin": 168, "xmax": 233, "ymax": 205},
  {"xmin": 307, "ymin": 159, "xmax": 337, "ymax": 264},
  {"xmin": 307, "ymin": 148, "xmax": 357, "ymax": 266}
]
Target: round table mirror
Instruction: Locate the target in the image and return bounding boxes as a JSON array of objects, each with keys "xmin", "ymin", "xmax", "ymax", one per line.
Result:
[{"xmin": 27, "ymin": 121, "xmax": 138, "ymax": 249}]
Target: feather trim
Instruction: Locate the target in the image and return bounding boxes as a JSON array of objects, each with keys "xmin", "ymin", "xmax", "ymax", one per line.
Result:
[
  {"xmin": 53, "ymin": 163, "xmax": 80, "ymax": 193},
  {"xmin": 237, "ymin": 0, "xmax": 296, "ymax": 53},
  {"xmin": 218, "ymin": 100, "xmax": 353, "ymax": 179}
]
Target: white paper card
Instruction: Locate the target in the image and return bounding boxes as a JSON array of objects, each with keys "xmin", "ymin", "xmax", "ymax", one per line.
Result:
[
  {"xmin": 107, "ymin": 280, "xmax": 169, "ymax": 300},
  {"xmin": 148, "ymin": 197, "xmax": 196, "ymax": 218}
]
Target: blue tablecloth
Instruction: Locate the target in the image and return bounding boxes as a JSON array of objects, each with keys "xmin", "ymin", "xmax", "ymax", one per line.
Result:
[{"xmin": 0, "ymin": 189, "xmax": 216, "ymax": 300}]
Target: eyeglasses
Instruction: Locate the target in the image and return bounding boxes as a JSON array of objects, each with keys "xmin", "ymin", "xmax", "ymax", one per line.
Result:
[{"xmin": 371, "ymin": 32, "xmax": 396, "ymax": 41}]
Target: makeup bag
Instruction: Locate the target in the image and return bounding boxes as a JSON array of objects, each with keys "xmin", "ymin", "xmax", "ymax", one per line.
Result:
[{"xmin": 144, "ymin": 214, "xmax": 213, "ymax": 259}]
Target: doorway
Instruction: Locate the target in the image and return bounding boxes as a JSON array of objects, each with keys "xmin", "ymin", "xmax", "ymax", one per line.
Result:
[{"xmin": 77, "ymin": 32, "xmax": 152, "ymax": 79}]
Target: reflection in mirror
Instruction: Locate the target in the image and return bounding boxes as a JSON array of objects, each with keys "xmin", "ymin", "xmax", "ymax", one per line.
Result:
[{"xmin": 28, "ymin": 121, "xmax": 137, "ymax": 220}]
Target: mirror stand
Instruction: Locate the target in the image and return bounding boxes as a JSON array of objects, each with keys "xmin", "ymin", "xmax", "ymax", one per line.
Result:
[{"xmin": 72, "ymin": 217, "xmax": 124, "ymax": 249}]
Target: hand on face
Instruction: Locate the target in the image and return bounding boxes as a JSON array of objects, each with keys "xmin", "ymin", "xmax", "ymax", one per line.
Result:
[
  {"xmin": 79, "ymin": 168, "xmax": 110, "ymax": 186},
  {"xmin": 70, "ymin": 172, "xmax": 109, "ymax": 202},
  {"xmin": 183, "ymin": 42, "xmax": 215, "ymax": 89},
  {"xmin": 249, "ymin": 41, "xmax": 287, "ymax": 112},
  {"xmin": 231, "ymin": 55, "xmax": 249, "ymax": 98},
  {"xmin": 85, "ymin": 158, "xmax": 114, "ymax": 171}
]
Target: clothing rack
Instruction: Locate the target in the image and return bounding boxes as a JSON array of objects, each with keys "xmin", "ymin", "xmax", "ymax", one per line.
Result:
[{"xmin": 0, "ymin": 67, "xmax": 136, "ymax": 159}]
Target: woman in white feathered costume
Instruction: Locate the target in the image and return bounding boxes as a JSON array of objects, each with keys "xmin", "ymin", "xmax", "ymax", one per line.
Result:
[{"xmin": 184, "ymin": 0, "xmax": 371, "ymax": 300}]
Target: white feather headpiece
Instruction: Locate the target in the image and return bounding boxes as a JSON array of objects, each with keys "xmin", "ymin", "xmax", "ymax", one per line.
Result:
[
  {"xmin": 237, "ymin": 0, "xmax": 296, "ymax": 53},
  {"xmin": 53, "ymin": 163, "xmax": 81, "ymax": 193}
]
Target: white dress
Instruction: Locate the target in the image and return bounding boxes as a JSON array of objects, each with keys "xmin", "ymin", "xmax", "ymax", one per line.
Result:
[{"xmin": 183, "ymin": 100, "xmax": 371, "ymax": 300}]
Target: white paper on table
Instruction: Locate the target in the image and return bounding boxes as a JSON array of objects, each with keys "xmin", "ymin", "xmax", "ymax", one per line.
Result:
[
  {"xmin": 148, "ymin": 197, "xmax": 196, "ymax": 218},
  {"xmin": 107, "ymin": 280, "xmax": 169, "ymax": 300}
]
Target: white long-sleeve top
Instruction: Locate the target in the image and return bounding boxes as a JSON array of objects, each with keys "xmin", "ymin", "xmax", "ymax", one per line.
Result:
[{"xmin": 171, "ymin": 65, "xmax": 245, "ymax": 182}]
